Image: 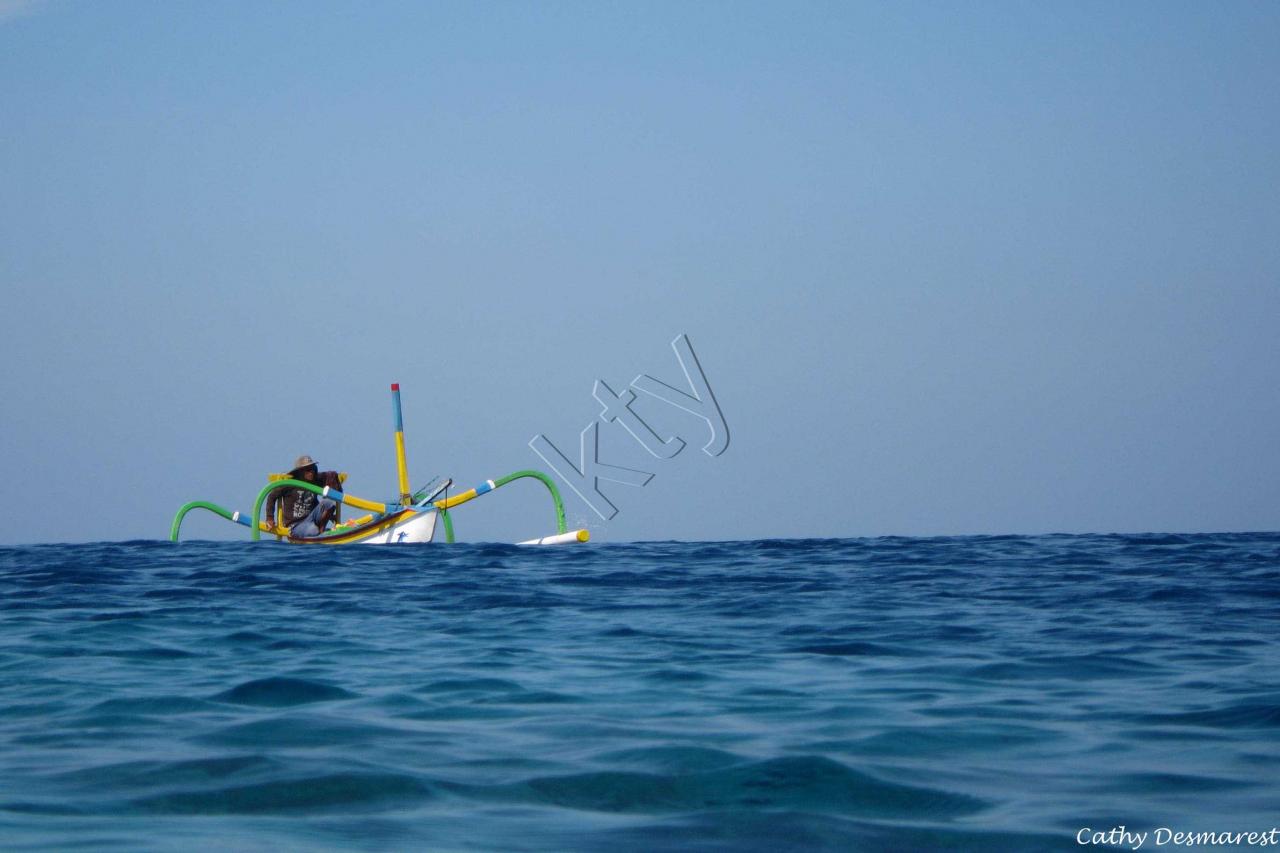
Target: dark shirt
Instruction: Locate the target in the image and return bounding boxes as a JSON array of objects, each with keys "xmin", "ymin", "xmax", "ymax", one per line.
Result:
[{"xmin": 266, "ymin": 471, "xmax": 340, "ymax": 528}]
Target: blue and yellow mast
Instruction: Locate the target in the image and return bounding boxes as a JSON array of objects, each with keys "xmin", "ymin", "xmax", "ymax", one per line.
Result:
[{"xmin": 391, "ymin": 382, "xmax": 412, "ymax": 505}]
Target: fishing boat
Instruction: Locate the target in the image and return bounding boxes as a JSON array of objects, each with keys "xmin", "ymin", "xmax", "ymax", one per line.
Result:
[{"xmin": 170, "ymin": 384, "xmax": 589, "ymax": 546}]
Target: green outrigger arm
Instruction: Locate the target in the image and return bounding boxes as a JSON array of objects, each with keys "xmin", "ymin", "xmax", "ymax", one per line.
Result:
[
  {"xmin": 431, "ymin": 470, "xmax": 567, "ymax": 543},
  {"xmin": 169, "ymin": 500, "xmax": 255, "ymax": 541}
]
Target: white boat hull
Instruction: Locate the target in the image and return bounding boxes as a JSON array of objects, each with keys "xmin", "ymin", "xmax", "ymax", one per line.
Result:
[{"xmin": 353, "ymin": 509, "xmax": 438, "ymax": 544}]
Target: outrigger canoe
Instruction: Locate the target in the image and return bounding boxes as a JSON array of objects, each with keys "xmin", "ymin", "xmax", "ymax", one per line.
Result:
[{"xmin": 170, "ymin": 384, "xmax": 589, "ymax": 546}]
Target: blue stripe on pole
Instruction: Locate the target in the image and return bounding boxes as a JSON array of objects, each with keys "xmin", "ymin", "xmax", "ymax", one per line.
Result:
[
  {"xmin": 391, "ymin": 389, "xmax": 404, "ymax": 432},
  {"xmin": 474, "ymin": 481, "xmax": 493, "ymax": 495}
]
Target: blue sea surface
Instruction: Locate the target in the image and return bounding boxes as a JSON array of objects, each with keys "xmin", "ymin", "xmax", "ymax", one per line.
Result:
[{"xmin": 1, "ymin": 535, "xmax": 1277, "ymax": 851}]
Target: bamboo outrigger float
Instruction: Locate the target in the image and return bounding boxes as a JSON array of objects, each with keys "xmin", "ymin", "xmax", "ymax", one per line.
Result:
[{"xmin": 170, "ymin": 384, "xmax": 589, "ymax": 545}]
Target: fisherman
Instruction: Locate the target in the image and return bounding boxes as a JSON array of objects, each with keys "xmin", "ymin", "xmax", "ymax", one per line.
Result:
[{"xmin": 265, "ymin": 455, "xmax": 341, "ymax": 537}]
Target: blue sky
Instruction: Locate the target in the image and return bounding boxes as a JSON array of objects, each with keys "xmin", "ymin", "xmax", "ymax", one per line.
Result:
[{"xmin": 1, "ymin": 1, "xmax": 1277, "ymax": 544}]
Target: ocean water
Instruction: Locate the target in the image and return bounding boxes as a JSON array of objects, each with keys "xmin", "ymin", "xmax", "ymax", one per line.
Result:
[{"xmin": 1, "ymin": 535, "xmax": 1277, "ymax": 852}]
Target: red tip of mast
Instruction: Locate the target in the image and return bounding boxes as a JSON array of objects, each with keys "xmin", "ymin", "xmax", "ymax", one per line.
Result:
[{"xmin": 391, "ymin": 383, "xmax": 400, "ymax": 391}]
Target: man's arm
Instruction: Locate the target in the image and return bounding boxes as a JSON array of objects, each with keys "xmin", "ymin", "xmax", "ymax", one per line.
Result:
[
  {"xmin": 321, "ymin": 471, "xmax": 342, "ymax": 523},
  {"xmin": 264, "ymin": 489, "xmax": 281, "ymax": 529}
]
